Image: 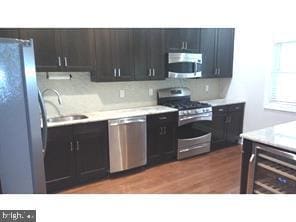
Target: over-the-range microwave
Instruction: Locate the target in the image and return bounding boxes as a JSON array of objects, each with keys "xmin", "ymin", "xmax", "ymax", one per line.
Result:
[{"xmin": 167, "ymin": 51, "xmax": 202, "ymax": 79}]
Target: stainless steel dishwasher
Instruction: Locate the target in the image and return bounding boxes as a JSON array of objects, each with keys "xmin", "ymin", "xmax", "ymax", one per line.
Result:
[{"xmin": 108, "ymin": 116, "xmax": 147, "ymax": 173}]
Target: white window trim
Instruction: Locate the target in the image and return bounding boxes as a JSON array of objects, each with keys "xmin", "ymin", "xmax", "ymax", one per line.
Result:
[{"xmin": 264, "ymin": 38, "xmax": 296, "ymax": 113}]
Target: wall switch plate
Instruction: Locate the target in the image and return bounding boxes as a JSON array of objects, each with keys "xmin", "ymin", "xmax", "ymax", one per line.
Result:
[
  {"xmin": 119, "ymin": 89, "xmax": 125, "ymax": 98},
  {"xmin": 205, "ymin": 85, "xmax": 209, "ymax": 92},
  {"xmin": 149, "ymin": 88, "xmax": 154, "ymax": 96}
]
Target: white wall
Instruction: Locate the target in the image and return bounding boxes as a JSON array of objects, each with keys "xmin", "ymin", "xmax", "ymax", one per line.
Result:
[{"xmin": 220, "ymin": 26, "xmax": 296, "ymax": 132}]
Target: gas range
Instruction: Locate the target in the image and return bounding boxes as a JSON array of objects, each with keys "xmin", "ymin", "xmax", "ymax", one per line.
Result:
[
  {"xmin": 157, "ymin": 87, "xmax": 212, "ymax": 160},
  {"xmin": 163, "ymin": 101, "xmax": 212, "ymax": 116},
  {"xmin": 157, "ymin": 87, "xmax": 212, "ymax": 121}
]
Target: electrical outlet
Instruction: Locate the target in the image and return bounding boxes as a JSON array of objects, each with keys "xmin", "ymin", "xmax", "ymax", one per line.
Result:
[
  {"xmin": 119, "ymin": 89, "xmax": 125, "ymax": 98},
  {"xmin": 148, "ymin": 88, "xmax": 154, "ymax": 96},
  {"xmin": 205, "ymin": 85, "xmax": 209, "ymax": 92}
]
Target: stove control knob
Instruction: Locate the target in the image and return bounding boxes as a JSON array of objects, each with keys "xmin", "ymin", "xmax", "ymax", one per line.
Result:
[{"xmin": 183, "ymin": 111, "xmax": 188, "ymax": 115}]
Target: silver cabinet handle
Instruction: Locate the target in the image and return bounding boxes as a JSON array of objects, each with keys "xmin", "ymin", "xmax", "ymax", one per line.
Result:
[
  {"xmin": 76, "ymin": 141, "xmax": 80, "ymax": 151},
  {"xmin": 152, "ymin": 68, "xmax": 155, "ymax": 77},
  {"xmin": 159, "ymin": 127, "xmax": 163, "ymax": 135},
  {"xmin": 113, "ymin": 68, "xmax": 116, "ymax": 77},
  {"xmin": 70, "ymin": 142, "xmax": 74, "ymax": 152},
  {"xmin": 185, "ymin": 41, "xmax": 188, "ymax": 49},
  {"xmin": 214, "ymin": 68, "xmax": 217, "ymax": 75},
  {"xmin": 118, "ymin": 68, "xmax": 121, "ymax": 77},
  {"xmin": 64, "ymin": 57, "xmax": 68, "ymax": 67},
  {"xmin": 58, "ymin": 56, "xmax": 62, "ymax": 67},
  {"xmin": 148, "ymin": 68, "xmax": 151, "ymax": 77},
  {"xmin": 181, "ymin": 41, "xmax": 185, "ymax": 49},
  {"xmin": 218, "ymin": 68, "xmax": 220, "ymax": 75}
]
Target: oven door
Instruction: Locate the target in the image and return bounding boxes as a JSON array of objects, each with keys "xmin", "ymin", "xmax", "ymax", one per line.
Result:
[
  {"xmin": 177, "ymin": 118, "xmax": 212, "ymax": 160},
  {"xmin": 168, "ymin": 52, "xmax": 202, "ymax": 78}
]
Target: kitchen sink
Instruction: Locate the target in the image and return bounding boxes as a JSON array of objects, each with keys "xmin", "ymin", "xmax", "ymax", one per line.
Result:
[{"xmin": 47, "ymin": 114, "xmax": 88, "ymax": 123}]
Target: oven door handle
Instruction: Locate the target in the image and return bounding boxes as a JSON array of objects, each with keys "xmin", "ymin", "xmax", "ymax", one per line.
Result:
[{"xmin": 179, "ymin": 113, "xmax": 212, "ymax": 126}]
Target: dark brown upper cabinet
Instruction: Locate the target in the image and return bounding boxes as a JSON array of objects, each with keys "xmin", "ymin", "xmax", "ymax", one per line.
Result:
[
  {"xmin": 0, "ymin": 29, "xmax": 19, "ymax": 38},
  {"xmin": 134, "ymin": 29, "xmax": 165, "ymax": 81},
  {"xmin": 19, "ymin": 29, "xmax": 95, "ymax": 72},
  {"xmin": 59, "ymin": 29, "xmax": 95, "ymax": 72},
  {"xmin": 164, "ymin": 28, "xmax": 201, "ymax": 51},
  {"xmin": 20, "ymin": 29, "xmax": 61, "ymax": 71},
  {"xmin": 200, "ymin": 28, "xmax": 234, "ymax": 78},
  {"xmin": 93, "ymin": 29, "xmax": 134, "ymax": 82}
]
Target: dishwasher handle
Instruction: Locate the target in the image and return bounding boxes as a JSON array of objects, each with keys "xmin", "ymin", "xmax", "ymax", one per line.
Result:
[{"xmin": 109, "ymin": 116, "xmax": 146, "ymax": 126}]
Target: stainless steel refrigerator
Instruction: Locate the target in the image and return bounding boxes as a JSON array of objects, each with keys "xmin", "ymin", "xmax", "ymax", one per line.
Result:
[{"xmin": 0, "ymin": 38, "xmax": 47, "ymax": 194}]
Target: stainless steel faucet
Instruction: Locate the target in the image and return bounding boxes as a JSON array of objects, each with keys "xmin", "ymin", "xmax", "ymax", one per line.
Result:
[{"xmin": 42, "ymin": 88, "xmax": 63, "ymax": 105}]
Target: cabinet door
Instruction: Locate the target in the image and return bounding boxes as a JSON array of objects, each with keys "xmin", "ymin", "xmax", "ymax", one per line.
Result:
[
  {"xmin": 182, "ymin": 28, "xmax": 200, "ymax": 50},
  {"xmin": 165, "ymin": 28, "xmax": 200, "ymax": 51},
  {"xmin": 147, "ymin": 112, "xmax": 178, "ymax": 165},
  {"xmin": 160, "ymin": 122, "xmax": 177, "ymax": 162},
  {"xmin": 216, "ymin": 28, "xmax": 234, "ymax": 77},
  {"xmin": 147, "ymin": 125, "xmax": 163, "ymax": 165},
  {"xmin": 93, "ymin": 29, "xmax": 116, "ymax": 81},
  {"xmin": 211, "ymin": 106, "xmax": 227, "ymax": 150},
  {"xmin": 225, "ymin": 103, "xmax": 244, "ymax": 144},
  {"xmin": 0, "ymin": 29, "xmax": 19, "ymax": 38},
  {"xmin": 60, "ymin": 29, "xmax": 95, "ymax": 72},
  {"xmin": 149, "ymin": 29, "xmax": 165, "ymax": 80},
  {"xmin": 44, "ymin": 126, "xmax": 75, "ymax": 193},
  {"xmin": 165, "ymin": 29, "xmax": 184, "ymax": 51},
  {"xmin": 134, "ymin": 29, "xmax": 150, "ymax": 80},
  {"xmin": 19, "ymin": 29, "xmax": 61, "ymax": 71},
  {"xmin": 200, "ymin": 28, "xmax": 217, "ymax": 78},
  {"xmin": 74, "ymin": 122, "xmax": 108, "ymax": 184},
  {"xmin": 112, "ymin": 29, "xmax": 134, "ymax": 81}
]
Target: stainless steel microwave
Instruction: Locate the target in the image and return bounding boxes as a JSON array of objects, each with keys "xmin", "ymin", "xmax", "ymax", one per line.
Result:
[{"xmin": 167, "ymin": 52, "xmax": 202, "ymax": 78}]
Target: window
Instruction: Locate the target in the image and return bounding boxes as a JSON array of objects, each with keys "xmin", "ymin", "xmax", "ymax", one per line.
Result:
[{"xmin": 265, "ymin": 40, "xmax": 296, "ymax": 112}]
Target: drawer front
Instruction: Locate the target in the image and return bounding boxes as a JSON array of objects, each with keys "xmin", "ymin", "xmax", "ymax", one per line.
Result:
[
  {"xmin": 213, "ymin": 105, "xmax": 228, "ymax": 114},
  {"xmin": 228, "ymin": 103, "xmax": 245, "ymax": 112},
  {"xmin": 147, "ymin": 111, "xmax": 178, "ymax": 124},
  {"xmin": 73, "ymin": 121, "xmax": 108, "ymax": 135},
  {"xmin": 47, "ymin": 125, "xmax": 73, "ymax": 142}
]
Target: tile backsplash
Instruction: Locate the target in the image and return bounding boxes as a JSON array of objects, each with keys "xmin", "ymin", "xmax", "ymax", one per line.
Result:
[{"xmin": 37, "ymin": 72, "xmax": 222, "ymax": 117}]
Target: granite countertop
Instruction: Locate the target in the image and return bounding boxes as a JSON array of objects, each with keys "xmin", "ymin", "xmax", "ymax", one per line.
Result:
[
  {"xmin": 47, "ymin": 105, "xmax": 178, "ymax": 128},
  {"xmin": 241, "ymin": 121, "xmax": 296, "ymax": 153},
  {"xmin": 202, "ymin": 99, "xmax": 245, "ymax": 107}
]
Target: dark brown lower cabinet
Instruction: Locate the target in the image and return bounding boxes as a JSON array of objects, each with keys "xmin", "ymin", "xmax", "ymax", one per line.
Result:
[
  {"xmin": 211, "ymin": 103, "xmax": 245, "ymax": 150},
  {"xmin": 45, "ymin": 122, "xmax": 108, "ymax": 193},
  {"xmin": 147, "ymin": 112, "xmax": 178, "ymax": 166}
]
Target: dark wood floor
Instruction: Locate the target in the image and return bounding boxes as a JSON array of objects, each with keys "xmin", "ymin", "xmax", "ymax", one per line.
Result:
[{"xmin": 63, "ymin": 145, "xmax": 242, "ymax": 194}]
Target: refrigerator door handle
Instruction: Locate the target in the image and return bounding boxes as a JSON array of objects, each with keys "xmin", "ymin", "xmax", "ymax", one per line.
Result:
[{"xmin": 38, "ymin": 90, "xmax": 48, "ymax": 156}]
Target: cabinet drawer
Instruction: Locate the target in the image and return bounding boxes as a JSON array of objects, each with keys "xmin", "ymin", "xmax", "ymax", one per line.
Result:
[
  {"xmin": 228, "ymin": 103, "xmax": 245, "ymax": 112},
  {"xmin": 147, "ymin": 112, "xmax": 178, "ymax": 124},
  {"xmin": 73, "ymin": 121, "xmax": 108, "ymax": 135},
  {"xmin": 47, "ymin": 126, "xmax": 72, "ymax": 141},
  {"xmin": 213, "ymin": 105, "xmax": 228, "ymax": 114}
]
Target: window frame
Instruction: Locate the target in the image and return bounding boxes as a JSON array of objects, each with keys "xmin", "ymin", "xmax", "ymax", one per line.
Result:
[{"xmin": 264, "ymin": 40, "xmax": 296, "ymax": 113}]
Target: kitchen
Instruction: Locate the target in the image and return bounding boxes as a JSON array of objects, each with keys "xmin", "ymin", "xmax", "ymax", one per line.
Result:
[
  {"xmin": 1, "ymin": 0, "xmax": 296, "ymax": 221},
  {"xmin": 1, "ymin": 25, "xmax": 296, "ymax": 196},
  {"xmin": 0, "ymin": 27, "xmax": 246, "ymax": 194}
]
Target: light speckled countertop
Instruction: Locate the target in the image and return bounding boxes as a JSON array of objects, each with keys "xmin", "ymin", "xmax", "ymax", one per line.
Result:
[
  {"xmin": 202, "ymin": 99, "xmax": 245, "ymax": 106},
  {"xmin": 47, "ymin": 105, "xmax": 177, "ymax": 128},
  {"xmin": 241, "ymin": 121, "xmax": 296, "ymax": 153}
]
